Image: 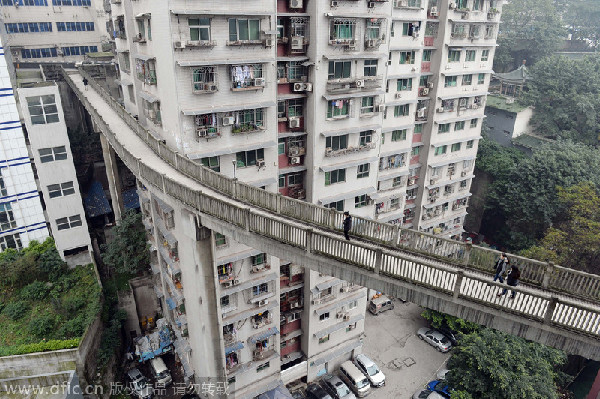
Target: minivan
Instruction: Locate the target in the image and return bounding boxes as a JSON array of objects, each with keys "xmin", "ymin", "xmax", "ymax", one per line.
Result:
[
  {"xmin": 368, "ymin": 296, "xmax": 394, "ymax": 315},
  {"xmin": 150, "ymin": 357, "xmax": 172, "ymax": 386},
  {"xmin": 339, "ymin": 361, "xmax": 371, "ymax": 397},
  {"xmin": 354, "ymin": 354, "xmax": 385, "ymax": 387}
]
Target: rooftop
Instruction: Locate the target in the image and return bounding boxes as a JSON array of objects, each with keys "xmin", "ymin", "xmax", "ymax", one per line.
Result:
[{"xmin": 486, "ymin": 95, "xmax": 529, "ymax": 113}]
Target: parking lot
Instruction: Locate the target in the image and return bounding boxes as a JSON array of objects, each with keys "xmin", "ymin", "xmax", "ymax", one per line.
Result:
[{"xmin": 362, "ymin": 299, "xmax": 450, "ymax": 399}]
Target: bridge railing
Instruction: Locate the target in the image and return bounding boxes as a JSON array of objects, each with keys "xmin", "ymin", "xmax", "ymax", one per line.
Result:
[{"xmin": 62, "ymin": 68, "xmax": 600, "ymax": 304}]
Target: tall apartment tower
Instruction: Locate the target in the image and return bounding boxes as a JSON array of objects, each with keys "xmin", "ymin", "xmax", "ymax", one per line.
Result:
[
  {"xmin": 0, "ymin": 37, "xmax": 49, "ymax": 251},
  {"xmin": 112, "ymin": 0, "xmax": 501, "ymax": 397}
]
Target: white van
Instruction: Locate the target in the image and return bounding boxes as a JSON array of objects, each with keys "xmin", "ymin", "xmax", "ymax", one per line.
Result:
[
  {"xmin": 150, "ymin": 357, "xmax": 172, "ymax": 386},
  {"xmin": 339, "ymin": 361, "xmax": 371, "ymax": 397},
  {"xmin": 368, "ymin": 296, "xmax": 394, "ymax": 315}
]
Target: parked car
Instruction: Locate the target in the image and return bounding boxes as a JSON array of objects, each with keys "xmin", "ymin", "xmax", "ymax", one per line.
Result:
[
  {"xmin": 368, "ymin": 295, "xmax": 394, "ymax": 315},
  {"xmin": 412, "ymin": 389, "xmax": 446, "ymax": 399},
  {"xmin": 338, "ymin": 361, "xmax": 371, "ymax": 397},
  {"xmin": 322, "ymin": 374, "xmax": 356, "ymax": 399},
  {"xmin": 126, "ymin": 368, "xmax": 153, "ymax": 399},
  {"xmin": 354, "ymin": 354, "xmax": 385, "ymax": 387},
  {"xmin": 306, "ymin": 383, "xmax": 333, "ymax": 399},
  {"xmin": 436, "ymin": 367, "xmax": 450, "ymax": 380},
  {"xmin": 417, "ymin": 328, "xmax": 452, "ymax": 352},
  {"xmin": 437, "ymin": 327, "xmax": 459, "ymax": 346},
  {"xmin": 150, "ymin": 357, "xmax": 172, "ymax": 386},
  {"xmin": 426, "ymin": 380, "xmax": 452, "ymax": 399}
]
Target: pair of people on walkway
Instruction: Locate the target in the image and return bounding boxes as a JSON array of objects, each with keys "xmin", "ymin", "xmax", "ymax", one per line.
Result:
[{"xmin": 493, "ymin": 253, "xmax": 520, "ymax": 299}]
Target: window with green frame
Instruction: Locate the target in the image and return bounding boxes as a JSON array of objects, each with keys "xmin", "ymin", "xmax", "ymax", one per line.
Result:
[
  {"xmin": 419, "ymin": 76, "xmax": 429, "ymax": 87},
  {"xmin": 361, "ymin": 96, "xmax": 375, "ymax": 114},
  {"xmin": 325, "ymin": 200, "xmax": 344, "ymax": 211},
  {"xmin": 359, "ymin": 130, "xmax": 372, "ymax": 146},
  {"xmin": 414, "ymin": 124, "xmax": 423, "ymax": 133},
  {"xmin": 355, "ymin": 194, "xmax": 367, "ymax": 208},
  {"xmin": 399, "ymin": 51, "xmax": 415, "ymax": 64},
  {"xmin": 236, "ymin": 148, "xmax": 264, "ymax": 167},
  {"xmin": 215, "ymin": 233, "xmax": 227, "ymax": 247},
  {"xmin": 319, "ymin": 334, "xmax": 330, "ymax": 344},
  {"xmin": 481, "ymin": 50, "xmax": 489, "ymax": 61},
  {"xmin": 229, "ymin": 18, "xmax": 260, "ymax": 41},
  {"xmin": 455, "ymin": 121, "xmax": 465, "ymax": 130},
  {"xmin": 411, "ymin": 146, "xmax": 420, "ymax": 156},
  {"xmin": 201, "ymin": 156, "xmax": 220, "ymax": 171},
  {"xmin": 327, "ymin": 100, "xmax": 350, "ymax": 118},
  {"xmin": 288, "ymin": 98, "xmax": 303, "ymax": 117},
  {"xmin": 189, "ymin": 18, "xmax": 210, "ymax": 41},
  {"xmin": 434, "ymin": 145, "xmax": 447, "ymax": 155},
  {"xmin": 278, "ymin": 138, "xmax": 285, "ymax": 154},
  {"xmin": 470, "ymin": 118, "xmax": 478, "ymax": 128},
  {"xmin": 473, "ymin": 0, "xmax": 483, "ymax": 10},
  {"xmin": 447, "ymin": 49, "xmax": 461, "ymax": 62},
  {"xmin": 391, "ymin": 129, "xmax": 407, "ymax": 141},
  {"xmin": 234, "ymin": 108, "xmax": 264, "ymax": 130},
  {"xmin": 462, "ymin": 74, "xmax": 472, "ymax": 85},
  {"xmin": 394, "ymin": 104, "xmax": 410, "ymax": 117},
  {"xmin": 328, "ymin": 61, "xmax": 351, "ymax": 80},
  {"xmin": 257, "ymin": 362, "xmax": 270, "ymax": 372},
  {"xmin": 465, "ymin": 50, "xmax": 476, "ymax": 61},
  {"xmin": 397, "ymin": 78, "xmax": 413, "ymax": 91},
  {"xmin": 478, "ymin": 73, "xmax": 485, "ymax": 84},
  {"xmin": 325, "ymin": 168, "xmax": 346, "ymax": 185},
  {"xmin": 451, "ymin": 142, "xmax": 461, "ymax": 152},
  {"xmin": 364, "ymin": 59, "xmax": 377, "ymax": 77},
  {"xmin": 466, "ymin": 140, "xmax": 474, "ymax": 149},
  {"xmin": 438, "ymin": 123, "xmax": 450, "ymax": 133},
  {"xmin": 326, "ymin": 135, "xmax": 348, "ymax": 151},
  {"xmin": 331, "ymin": 19, "xmax": 355, "ymax": 40},
  {"xmin": 422, "ymin": 50, "xmax": 432, "ymax": 62},
  {"xmin": 278, "ymin": 175, "xmax": 285, "ymax": 188},
  {"xmin": 357, "ymin": 163, "xmax": 369, "ymax": 178},
  {"xmin": 252, "ymin": 253, "xmax": 266, "ymax": 265},
  {"xmin": 444, "ymin": 75, "xmax": 457, "ymax": 87}
]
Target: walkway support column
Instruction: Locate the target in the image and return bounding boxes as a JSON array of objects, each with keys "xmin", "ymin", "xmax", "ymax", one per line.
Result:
[{"xmin": 100, "ymin": 133, "xmax": 124, "ymax": 222}]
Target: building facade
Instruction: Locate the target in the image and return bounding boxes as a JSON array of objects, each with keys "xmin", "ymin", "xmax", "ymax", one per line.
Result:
[{"xmin": 110, "ymin": 0, "xmax": 502, "ymax": 397}]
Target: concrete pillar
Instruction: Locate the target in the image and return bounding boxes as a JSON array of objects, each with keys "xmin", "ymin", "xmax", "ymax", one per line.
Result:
[{"xmin": 99, "ymin": 133, "xmax": 124, "ymax": 222}]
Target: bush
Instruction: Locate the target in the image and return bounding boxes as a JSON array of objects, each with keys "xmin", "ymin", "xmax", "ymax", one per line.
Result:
[
  {"xmin": 28, "ymin": 314, "xmax": 57, "ymax": 338},
  {"xmin": 0, "ymin": 338, "xmax": 80, "ymax": 357},
  {"xmin": 39, "ymin": 248, "xmax": 67, "ymax": 282},
  {"xmin": 20, "ymin": 281, "xmax": 50, "ymax": 301},
  {"xmin": 3, "ymin": 301, "xmax": 30, "ymax": 320},
  {"xmin": 57, "ymin": 314, "xmax": 87, "ymax": 338},
  {"xmin": 61, "ymin": 296, "xmax": 87, "ymax": 314}
]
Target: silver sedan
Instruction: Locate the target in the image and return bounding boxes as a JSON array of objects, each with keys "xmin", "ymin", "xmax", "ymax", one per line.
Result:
[{"xmin": 417, "ymin": 328, "xmax": 452, "ymax": 353}]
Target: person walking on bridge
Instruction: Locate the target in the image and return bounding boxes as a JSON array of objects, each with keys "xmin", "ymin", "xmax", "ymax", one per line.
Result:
[
  {"xmin": 343, "ymin": 211, "xmax": 352, "ymax": 241},
  {"xmin": 498, "ymin": 264, "xmax": 520, "ymax": 299},
  {"xmin": 493, "ymin": 253, "xmax": 509, "ymax": 283}
]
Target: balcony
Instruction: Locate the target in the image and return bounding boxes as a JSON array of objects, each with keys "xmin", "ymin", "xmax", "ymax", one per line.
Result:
[
  {"xmin": 196, "ymin": 126, "xmax": 220, "ymax": 140},
  {"xmin": 186, "ymin": 40, "xmax": 217, "ymax": 48},
  {"xmin": 252, "ymin": 316, "xmax": 273, "ymax": 329},
  {"xmin": 364, "ymin": 37, "xmax": 383, "ymax": 49},
  {"xmin": 226, "ymin": 39, "xmax": 263, "ymax": 46},
  {"xmin": 288, "ymin": 146, "xmax": 306, "ymax": 157},
  {"xmin": 133, "ymin": 34, "xmax": 147, "ymax": 44},
  {"xmin": 231, "ymin": 78, "xmax": 266, "ymax": 92},
  {"xmin": 231, "ymin": 123, "xmax": 266, "ymax": 135},
  {"xmin": 393, "ymin": 0, "xmax": 422, "ymax": 8},
  {"xmin": 329, "ymin": 38, "xmax": 356, "ymax": 48},
  {"xmin": 253, "ymin": 348, "xmax": 276, "ymax": 361},
  {"xmin": 325, "ymin": 142, "xmax": 376, "ymax": 157},
  {"xmin": 193, "ymin": 82, "xmax": 218, "ymax": 94},
  {"xmin": 224, "ymin": 332, "xmax": 236, "ymax": 345}
]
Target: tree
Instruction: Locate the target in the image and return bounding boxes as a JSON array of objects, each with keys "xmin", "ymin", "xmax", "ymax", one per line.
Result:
[
  {"xmin": 421, "ymin": 309, "xmax": 480, "ymax": 335},
  {"xmin": 525, "ymin": 55, "xmax": 600, "ymax": 145},
  {"xmin": 561, "ymin": 0, "xmax": 600, "ymax": 49},
  {"xmin": 447, "ymin": 329, "xmax": 567, "ymax": 399},
  {"xmin": 101, "ymin": 209, "xmax": 149, "ymax": 275},
  {"xmin": 522, "ymin": 182, "xmax": 600, "ymax": 274},
  {"xmin": 494, "ymin": 0, "xmax": 566, "ymax": 71}
]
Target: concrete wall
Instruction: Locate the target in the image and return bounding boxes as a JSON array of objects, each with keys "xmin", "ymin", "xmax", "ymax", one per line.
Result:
[{"xmin": 483, "ymin": 106, "xmax": 534, "ymax": 148}]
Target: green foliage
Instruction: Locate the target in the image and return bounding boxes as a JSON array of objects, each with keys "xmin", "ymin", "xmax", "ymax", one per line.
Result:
[
  {"xmin": 2, "ymin": 301, "xmax": 30, "ymax": 321},
  {"xmin": 560, "ymin": 0, "xmax": 600, "ymax": 48},
  {"xmin": 39, "ymin": 247, "xmax": 68, "ymax": 282},
  {"xmin": 101, "ymin": 209, "xmax": 149, "ymax": 275},
  {"xmin": 522, "ymin": 182, "xmax": 600, "ymax": 273},
  {"xmin": 28, "ymin": 314, "xmax": 57, "ymax": 338},
  {"xmin": 97, "ymin": 309, "xmax": 127, "ymax": 369},
  {"xmin": 20, "ymin": 281, "xmax": 50, "ymax": 301},
  {"xmin": 450, "ymin": 391, "xmax": 474, "ymax": 399},
  {"xmin": 421, "ymin": 309, "xmax": 480, "ymax": 335},
  {"xmin": 525, "ymin": 55, "xmax": 600, "ymax": 145},
  {"xmin": 494, "ymin": 0, "xmax": 566, "ymax": 71},
  {"xmin": 476, "ymin": 133, "xmax": 526, "ymax": 180},
  {"xmin": 0, "ymin": 338, "xmax": 80, "ymax": 357},
  {"xmin": 447, "ymin": 329, "xmax": 566, "ymax": 399}
]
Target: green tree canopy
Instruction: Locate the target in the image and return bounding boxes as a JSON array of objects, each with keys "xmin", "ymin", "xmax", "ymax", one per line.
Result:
[
  {"xmin": 525, "ymin": 55, "xmax": 600, "ymax": 145},
  {"xmin": 494, "ymin": 0, "xmax": 566, "ymax": 71},
  {"xmin": 560, "ymin": 0, "xmax": 600, "ymax": 48},
  {"xmin": 101, "ymin": 209, "xmax": 149, "ymax": 275},
  {"xmin": 522, "ymin": 182, "xmax": 600, "ymax": 274},
  {"xmin": 447, "ymin": 329, "xmax": 567, "ymax": 399}
]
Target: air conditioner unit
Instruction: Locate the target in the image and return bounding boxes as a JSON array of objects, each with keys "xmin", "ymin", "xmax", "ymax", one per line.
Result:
[
  {"xmin": 258, "ymin": 299, "xmax": 269, "ymax": 307},
  {"xmin": 223, "ymin": 281, "xmax": 233, "ymax": 288},
  {"xmin": 368, "ymin": 1, "xmax": 375, "ymax": 7},
  {"xmin": 304, "ymin": 83, "xmax": 313, "ymax": 92},
  {"xmin": 148, "ymin": 110, "xmax": 156, "ymax": 120},
  {"xmin": 461, "ymin": 171, "xmax": 467, "ymax": 177},
  {"xmin": 291, "ymin": 36, "xmax": 304, "ymax": 50},
  {"xmin": 355, "ymin": 79, "xmax": 365, "ymax": 88},
  {"xmin": 437, "ymin": 107, "xmax": 445, "ymax": 113},
  {"xmin": 312, "ymin": 298, "xmax": 322, "ymax": 305},
  {"xmin": 427, "ymin": 82, "xmax": 434, "ymax": 88},
  {"xmin": 422, "ymin": 88, "xmax": 430, "ymax": 95},
  {"xmin": 340, "ymin": 286, "xmax": 350, "ymax": 293},
  {"xmin": 293, "ymin": 82, "xmax": 304, "ymax": 92},
  {"xmin": 222, "ymin": 116, "xmax": 235, "ymax": 126},
  {"xmin": 290, "ymin": 156, "xmax": 301, "ymax": 165},
  {"xmin": 377, "ymin": 104, "xmax": 385, "ymax": 112},
  {"xmin": 430, "ymin": 6, "xmax": 438, "ymax": 15},
  {"xmin": 251, "ymin": 265, "xmax": 264, "ymax": 273},
  {"xmin": 343, "ymin": 314, "xmax": 351, "ymax": 321},
  {"xmin": 395, "ymin": 92, "xmax": 402, "ymax": 99},
  {"xmin": 330, "ymin": 0, "xmax": 338, "ymax": 6},
  {"xmin": 417, "ymin": 108, "xmax": 426, "ymax": 118},
  {"xmin": 449, "ymin": 2, "xmax": 456, "ymax": 9},
  {"xmin": 257, "ymin": 159, "xmax": 266, "ymax": 168},
  {"xmin": 174, "ymin": 41, "xmax": 186, "ymax": 49},
  {"xmin": 233, "ymin": 279, "xmax": 240, "ymax": 285},
  {"xmin": 289, "ymin": 117, "xmax": 301, "ymax": 128},
  {"xmin": 336, "ymin": 312, "xmax": 346, "ymax": 319},
  {"xmin": 290, "ymin": 301, "xmax": 300, "ymax": 309},
  {"xmin": 289, "ymin": 0, "xmax": 303, "ymax": 8},
  {"xmin": 264, "ymin": 38, "xmax": 274, "ymax": 47},
  {"xmin": 254, "ymin": 78, "xmax": 266, "ymax": 87}
]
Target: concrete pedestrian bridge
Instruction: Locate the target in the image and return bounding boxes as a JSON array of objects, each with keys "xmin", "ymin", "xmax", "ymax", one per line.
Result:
[{"xmin": 61, "ymin": 68, "xmax": 600, "ymax": 360}]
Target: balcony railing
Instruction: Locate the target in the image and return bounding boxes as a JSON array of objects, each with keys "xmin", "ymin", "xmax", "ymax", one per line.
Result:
[
  {"xmin": 325, "ymin": 142, "xmax": 376, "ymax": 157},
  {"xmin": 253, "ymin": 348, "xmax": 276, "ymax": 361},
  {"xmin": 196, "ymin": 126, "xmax": 220, "ymax": 139}
]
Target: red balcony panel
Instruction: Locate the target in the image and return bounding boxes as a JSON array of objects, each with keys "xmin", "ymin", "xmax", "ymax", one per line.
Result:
[
  {"xmin": 290, "ymin": 274, "xmax": 304, "ymax": 284},
  {"xmin": 278, "ymin": 83, "xmax": 292, "ymax": 95},
  {"xmin": 412, "ymin": 133, "xmax": 422, "ymax": 143},
  {"xmin": 277, "ymin": 0, "xmax": 289, "ymax": 12},
  {"xmin": 277, "ymin": 44, "xmax": 287, "ymax": 57},
  {"xmin": 281, "ymin": 340, "xmax": 301, "ymax": 357},
  {"xmin": 406, "ymin": 198, "xmax": 415, "ymax": 205},
  {"xmin": 410, "ymin": 155, "xmax": 420, "ymax": 165},
  {"xmin": 281, "ymin": 319, "xmax": 301, "ymax": 335},
  {"xmin": 424, "ymin": 36, "xmax": 434, "ymax": 46},
  {"xmin": 278, "ymin": 120, "xmax": 288, "ymax": 133},
  {"xmin": 279, "ymin": 152, "xmax": 290, "ymax": 167},
  {"xmin": 421, "ymin": 61, "xmax": 431, "ymax": 73}
]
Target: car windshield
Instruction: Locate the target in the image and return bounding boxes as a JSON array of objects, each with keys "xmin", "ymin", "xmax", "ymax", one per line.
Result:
[
  {"xmin": 366, "ymin": 364, "xmax": 379, "ymax": 376},
  {"xmin": 358, "ymin": 378, "xmax": 369, "ymax": 388},
  {"xmin": 440, "ymin": 336, "xmax": 450, "ymax": 344},
  {"xmin": 158, "ymin": 370, "xmax": 169, "ymax": 378},
  {"xmin": 418, "ymin": 390, "xmax": 431, "ymax": 399},
  {"xmin": 335, "ymin": 382, "xmax": 350, "ymax": 396},
  {"xmin": 134, "ymin": 379, "xmax": 147, "ymax": 390}
]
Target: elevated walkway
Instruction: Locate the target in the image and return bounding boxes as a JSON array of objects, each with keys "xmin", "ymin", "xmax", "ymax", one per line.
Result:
[{"xmin": 61, "ymin": 68, "xmax": 600, "ymax": 359}]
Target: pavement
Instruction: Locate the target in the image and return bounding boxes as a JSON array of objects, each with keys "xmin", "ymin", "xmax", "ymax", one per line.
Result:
[{"xmin": 362, "ymin": 299, "xmax": 450, "ymax": 399}]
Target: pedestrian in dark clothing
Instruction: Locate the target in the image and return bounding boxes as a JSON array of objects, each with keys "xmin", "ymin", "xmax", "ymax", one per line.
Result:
[
  {"xmin": 493, "ymin": 253, "xmax": 508, "ymax": 283},
  {"xmin": 82, "ymin": 77, "xmax": 89, "ymax": 91},
  {"xmin": 343, "ymin": 211, "xmax": 352, "ymax": 240},
  {"xmin": 498, "ymin": 264, "xmax": 521, "ymax": 298}
]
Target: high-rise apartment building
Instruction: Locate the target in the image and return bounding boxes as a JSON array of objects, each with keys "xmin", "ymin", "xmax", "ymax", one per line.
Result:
[{"xmin": 111, "ymin": 0, "xmax": 501, "ymax": 397}]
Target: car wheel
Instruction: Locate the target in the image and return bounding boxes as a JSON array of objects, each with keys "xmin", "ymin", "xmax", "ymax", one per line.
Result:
[
  {"xmin": 437, "ymin": 346, "xmax": 442, "ymax": 352},
  {"xmin": 418, "ymin": 334, "xmax": 424, "ymax": 340}
]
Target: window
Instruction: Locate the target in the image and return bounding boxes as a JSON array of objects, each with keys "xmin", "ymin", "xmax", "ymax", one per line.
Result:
[
  {"xmin": 357, "ymin": 164, "xmax": 370, "ymax": 179},
  {"xmin": 451, "ymin": 143, "xmax": 461, "ymax": 152},
  {"xmin": 447, "ymin": 49, "xmax": 461, "ymax": 62},
  {"xmin": 20, "ymin": 48, "xmax": 58, "ymax": 59},
  {"xmin": 236, "ymin": 149, "xmax": 264, "ymax": 167},
  {"xmin": 39, "ymin": 146, "xmax": 67, "ymax": 163},
  {"xmin": 366, "ymin": 20, "xmax": 381, "ymax": 39},
  {"xmin": 230, "ymin": 64, "xmax": 263, "ymax": 89},
  {"xmin": 201, "ymin": 156, "xmax": 220, "ymax": 172},
  {"xmin": 119, "ymin": 52, "xmax": 130, "ymax": 73},
  {"xmin": 485, "ymin": 25, "xmax": 495, "ymax": 39},
  {"xmin": 27, "ymin": 95, "xmax": 59, "ymax": 125},
  {"xmin": 252, "ymin": 282, "xmax": 269, "ymax": 296},
  {"xmin": 320, "ymin": 312, "xmax": 330, "ymax": 321},
  {"xmin": 393, "ymin": 176, "xmax": 404, "ymax": 187},
  {"xmin": 394, "ymin": 104, "xmax": 410, "ymax": 117},
  {"xmin": 189, "ymin": 18, "xmax": 210, "ymax": 41},
  {"xmin": 391, "ymin": 129, "xmax": 407, "ymax": 141},
  {"xmin": 278, "ymin": 139, "xmax": 286, "ymax": 155},
  {"xmin": 192, "ymin": 67, "xmax": 216, "ymax": 91},
  {"xmin": 473, "ymin": 0, "xmax": 483, "ymax": 10},
  {"xmin": 326, "ymin": 135, "xmax": 348, "ymax": 151},
  {"xmin": 460, "ymin": 180, "xmax": 468, "ymax": 189},
  {"xmin": 6, "ymin": 22, "xmax": 52, "ymax": 33},
  {"xmin": 229, "ymin": 18, "xmax": 260, "ymax": 41},
  {"xmin": 325, "ymin": 200, "xmax": 344, "ymax": 211},
  {"xmin": 463, "ymin": 159, "xmax": 474, "ymax": 169},
  {"xmin": 444, "ymin": 76, "xmax": 457, "ymax": 87},
  {"xmin": 346, "ymin": 323, "xmax": 357, "ymax": 332},
  {"xmin": 330, "ymin": 19, "xmax": 355, "ymax": 41},
  {"xmin": 470, "ymin": 119, "xmax": 478, "ymax": 128},
  {"xmin": 422, "ymin": 50, "xmax": 432, "ymax": 62},
  {"xmin": 0, "ymin": 203, "xmax": 17, "ymax": 232},
  {"xmin": 319, "ymin": 334, "xmax": 330, "ymax": 344},
  {"xmin": 136, "ymin": 59, "xmax": 157, "ymax": 85},
  {"xmin": 402, "ymin": 22, "xmax": 418, "ymax": 36},
  {"xmin": 279, "ymin": 175, "xmax": 285, "ymax": 188},
  {"xmin": 0, "ymin": 170, "xmax": 6, "ymax": 197},
  {"xmin": 347, "ymin": 300, "xmax": 358, "ymax": 310},
  {"xmin": 397, "ymin": 78, "xmax": 413, "ymax": 91},
  {"xmin": 380, "ymin": 154, "xmax": 405, "ymax": 170},
  {"xmin": 434, "ymin": 145, "xmax": 447, "ymax": 156},
  {"xmin": 288, "ymin": 173, "xmax": 303, "ymax": 186},
  {"xmin": 47, "ymin": 181, "xmax": 75, "ymax": 198},
  {"xmin": 328, "ymin": 61, "xmax": 351, "ymax": 80},
  {"xmin": 466, "ymin": 140, "xmax": 474, "ymax": 149},
  {"xmin": 455, "ymin": 121, "xmax": 465, "ymax": 131},
  {"xmin": 52, "ymin": 0, "xmax": 91, "ymax": 5},
  {"xmin": 215, "ymin": 233, "xmax": 227, "ymax": 247},
  {"xmin": 363, "ymin": 59, "xmax": 377, "ymax": 77},
  {"xmin": 288, "ymin": 99, "xmax": 303, "ymax": 117},
  {"xmin": 0, "ymin": 233, "xmax": 22, "ymax": 251},
  {"xmin": 60, "ymin": 46, "xmax": 97, "ymax": 56},
  {"xmin": 232, "ymin": 108, "xmax": 264, "ymax": 131},
  {"xmin": 325, "ymin": 169, "xmax": 346, "ymax": 186},
  {"xmin": 56, "ymin": 21, "xmax": 94, "ymax": 31},
  {"xmin": 399, "ymin": 51, "xmax": 415, "ymax": 64},
  {"xmin": 361, "ymin": 97, "xmax": 375, "ymax": 114},
  {"xmin": 257, "ymin": 362, "xmax": 270, "ymax": 372},
  {"xmin": 326, "ymin": 100, "xmax": 350, "ymax": 119},
  {"xmin": 252, "ymin": 253, "xmax": 266, "ymax": 266},
  {"xmin": 432, "ymin": 166, "xmax": 442, "ymax": 176},
  {"xmin": 478, "ymin": 73, "xmax": 485, "ymax": 85},
  {"xmin": 359, "ymin": 131, "xmax": 372, "ymax": 146},
  {"xmin": 462, "ymin": 74, "xmax": 472, "ymax": 85},
  {"xmin": 414, "ymin": 124, "xmax": 423, "ymax": 133},
  {"xmin": 481, "ymin": 50, "xmax": 489, "ymax": 61},
  {"xmin": 465, "ymin": 50, "xmax": 476, "ymax": 62},
  {"xmin": 56, "ymin": 214, "xmax": 82, "ymax": 231},
  {"xmin": 355, "ymin": 194, "xmax": 367, "ymax": 208},
  {"xmin": 411, "ymin": 146, "xmax": 420, "ymax": 156},
  {"xmin": 438, "ymin": 123, "xmax": 450, "ymax": 133},
  {"xmin": 221, "ymin": 295, "xmax": 230, "ymax": 307}
]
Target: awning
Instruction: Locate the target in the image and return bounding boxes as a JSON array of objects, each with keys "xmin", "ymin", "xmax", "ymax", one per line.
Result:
[
  {"xmin": 441, "ymin": 69, "xmax": 494, "ymax": 76},
  {"xmin": 123, "ymin": 188, "xmax": 140, "ymax": 210},
  {"xmin": 135, "ymin": 53, "xmax": 155, "ymax": 61},
  {"xmin": 248, "ymin": 327, "xmax": 279, "ymax": 344},
  {"xmin": 383, "ymin": 99, "xmax": 418, "ymax": 107},
  {"xmin": 188, "ymin": 140, "xmax": 277, "ymax": 159},
  {"xmin": 248, "ymin": 177, "xmax": 277, "ymax": 187},
  {"xmin": 171, "ymin": 9, "xmax": 271, "ymax": 16},
  {"xmin": 83, "ymin": 180, "xmax": 111, "ymax": 218},
  {"xmin": 322, "ymin": 90, "xmax": 385, "ymax": 101},
  {"xmin": 278, "ymin": 131, "xmax": 307, "ymax": 138},
  {"xmin": 177, "ymin": 59, "xmax": 273, "ymax": 67},
  {"xmin": 321, "ymin": 124, "xmax": 380, "ymax": 137},
  {"xmin": 278, "ymin": 165, "xmax": 308, "ymax": 175},
  {"xmin": 315, "ymin": 293, "xmax": 364, "ymax": 316},
  {"xmin": 326, "ymin": 12, "xmax": 388, "ymax": 18},
  {"xmin": 380, "ymin": 147, "xmax": 411, "ymax": 157},
  {"xmin": 377, "ymin": 169, "xmax": 410, "ymax": 181},
  {"xmin": 323, "ymin": 53, "xmax": 388, "ymax": 60},
  {"xmin": 389, "ymin": 46, "xmax": 423, "ymax": 51},
  {"xmin": 277, "ymin": 56, "xmax": 309, "ymax": 62},
  {"xmin": 428, "ymin": 154, "xmax": 476, "ymax": 168},
  {"xmin": 318, "ymin": 186, "xmax": 376, "ymax": 204},
  {"xmin": 434, "ymin": 114, "xmax": 480, "ymax": 124},
  {"xmin": 381, "ymin": 124, "xmax": 414, "ymax": 133},
  {"xmin": 315, "ymin": 278, "xmax": 341, "ymax": 292},
  {"xmin": 314, "ymin": 315, "xmax": 365, "ymax": 339},
  {"xmin": 257, "ymin": 385, "xmax": 295, "ymax": 399},
  {"xmin": 223, "ymin": 300, "xmax": 279, "ymax": 325},
  {"xmin": 225, "ymin": 341, "xmax": 244, "ymax": 355},
  {"xmin": 431, "ymin": 136, "xmax": 481, "ymax": 148},
  {"xmin": 438, "ymin": 92, "xmax": 487, "ymax": 101},
  {"xmin": 386, "ymin": 73, "xmax": 419, "ymax": 80},
  {"xmin": 135, "ymin": 12, "xmax": 150, "ymax": 18},
  {"xmin": 139, "ymin": 90, "xmax": 159, "ymax": 103},
  {"xmin": 166, "ymin": 297, "xmax": 177, "ymax": 310},
  {"xmin": 319, "ymin": 156, "xmax": 378, "ymax": 173},
  {"xmin": 182, "ymin": 101, "xmax": 276, "ymax": 116},
  {"xmin": 278, "ymin": 93, "xmax": 306, "ymax": 101}
]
